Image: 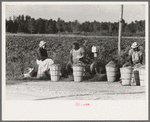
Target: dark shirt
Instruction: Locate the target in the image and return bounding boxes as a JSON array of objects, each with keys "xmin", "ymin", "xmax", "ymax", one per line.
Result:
[
  {"xmin": 36, "ymin": 47, "xmax": 48, "ymax": 61},
  {"xmin": 81, "ymin": 46, "xmax": 93, "ymax": 60}
]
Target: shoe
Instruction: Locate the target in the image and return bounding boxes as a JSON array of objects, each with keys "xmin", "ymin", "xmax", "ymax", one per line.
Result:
[{"xmin": 24, "ymin": 73, "xmax": 31, "ymax": 78}]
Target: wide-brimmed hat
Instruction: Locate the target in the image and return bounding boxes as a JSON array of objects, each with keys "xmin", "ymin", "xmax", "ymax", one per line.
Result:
[
  {"xmin": 131, "ymin": 42, "xmax": 139, "ymax": 49},
  {"xmin": 39, "ymin": 41, "xmax": 46, "ymax": 47}
]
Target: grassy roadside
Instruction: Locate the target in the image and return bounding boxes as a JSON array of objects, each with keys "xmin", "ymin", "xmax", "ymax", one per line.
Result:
[{"xmin": 6, "ymin": 34, "xmax": 145, "ymax": 80}]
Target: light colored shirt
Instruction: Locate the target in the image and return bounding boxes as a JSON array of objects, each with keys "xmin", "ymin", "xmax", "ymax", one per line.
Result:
[
  {"xmin": 70, "ymin": 48, "xmax": 85, "ymax": 64},
  {"xmin": 128, "ymin": 49, "xmax": 142, "ymax": 64}
]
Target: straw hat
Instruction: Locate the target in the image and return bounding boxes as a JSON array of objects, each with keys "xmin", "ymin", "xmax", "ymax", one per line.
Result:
[
  {"xmin": 131, "ymin": 42, "xmax": 139, "ymax": 49},
  {"xmin": 39, "ymin": 41, "xmax": 46, "ymax": 47}
]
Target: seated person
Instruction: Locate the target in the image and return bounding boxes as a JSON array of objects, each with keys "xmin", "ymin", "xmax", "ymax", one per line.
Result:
[
  {"xmin": 81, "ymin": 39, "xmax": 93, "ymax": 64},
  {"xmin": 89, "ymin": 47, "xmax": 106, "ymax": 76},
  {"xmin": 66, "ymin": 41, "xmax": 85, "ymax": 76},
  {"xmin": 123, "ymin": 42, "xmax": 143, "ymax": 68},
  {"xmin": 36, "ymin": 41, "xmax": 54, "ymax": 78}
]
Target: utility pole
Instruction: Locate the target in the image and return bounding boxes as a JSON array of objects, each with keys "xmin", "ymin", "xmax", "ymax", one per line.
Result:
[{"xmin": 118, "ymin": 5, "xmax": 123, "ymax": 56}]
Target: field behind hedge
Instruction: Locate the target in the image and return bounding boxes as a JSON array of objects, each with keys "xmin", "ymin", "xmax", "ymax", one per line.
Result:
[{"xmin": 6, "ymin": 34, "xmax": 145, "ymax": 79}]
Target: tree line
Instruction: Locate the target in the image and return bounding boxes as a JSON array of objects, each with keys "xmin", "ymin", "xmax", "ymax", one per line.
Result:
[{"xmin": 6, "ymin": 15, "xmax": 145, "ymax": 36}]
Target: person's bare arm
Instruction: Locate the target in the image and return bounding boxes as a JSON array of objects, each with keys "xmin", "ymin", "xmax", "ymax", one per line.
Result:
[
  {"xmin": 129, "ymin": 55, "xmax": 133, "ymax": 65},
  {"xmin": 128, "ymin": 49, "xmax": 133, "ymax": 66},
  {"xmin": 78, "ymin": 47, "xmax": 85, "ymax": 59},
  {"xmin": 70, "ymin": 50, "xmax": 73, "ymax": 65}
]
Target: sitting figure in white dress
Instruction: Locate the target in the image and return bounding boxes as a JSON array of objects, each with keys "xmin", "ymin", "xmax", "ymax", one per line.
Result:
[{"xmin": 36, "ymin": 41, "xmax": 54, "ymax": 78}]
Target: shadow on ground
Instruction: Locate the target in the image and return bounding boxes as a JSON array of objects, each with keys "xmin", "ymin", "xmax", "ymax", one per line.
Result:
[
  {"xmin": 6, "ymin": 75, "xmax": 110, "ymax": 85},
  {"xmin": 34, "ymin": 93, "xmax": 92, "ymax": 101}
]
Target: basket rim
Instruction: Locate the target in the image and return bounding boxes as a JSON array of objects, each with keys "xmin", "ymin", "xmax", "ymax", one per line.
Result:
[{"xmin": 120, "ymin": 67, "xmax": 133, "ymax": 70}]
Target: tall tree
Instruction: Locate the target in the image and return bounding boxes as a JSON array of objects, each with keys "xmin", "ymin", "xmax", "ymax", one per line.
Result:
[
  {"xmin": 93, "ymin": 21, "xmax": 100, "ymax": 32},
  {"xmin": 28, "ymin": 18, "xmax": 36, "ymax": 34},
  {"xmin": 36, "ymin": 18, "xmax": 45, "ymax": 34},
  {"xmin": 56, "ymin": 18, "xmax": 63, "ymax": 35},
  {"xmin": 109, "ymin": 23, "xmax": 113, "ymax": 35},
  {"xmin": 45, "ymin": 19, "xmax": 57, "ymax": 34},
  {"xmin": 71, "ymin": 20, "xmax": 80, "ymax": 33}
]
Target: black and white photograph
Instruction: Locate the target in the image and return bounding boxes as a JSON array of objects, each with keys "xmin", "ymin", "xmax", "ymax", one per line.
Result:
[{"xmin": 2, "ymin": 1, "xmax": 149, "ymax": 120}]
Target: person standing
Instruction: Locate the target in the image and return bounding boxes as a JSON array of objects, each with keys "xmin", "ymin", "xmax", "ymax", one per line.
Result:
[{"xmin": 36, "ymin": 41, "xmax": 54, "ymax": 78}]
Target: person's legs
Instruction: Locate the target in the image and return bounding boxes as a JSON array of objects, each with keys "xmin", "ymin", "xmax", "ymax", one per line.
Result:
[
  {"xmin": 66, "ymin": 61, "xmax": 73, "ymax": 76},
  {"xmin": 90, "ymin": 62, "xmax": 98, "ymax": 75},
  {"xmin": 45, "ymin": 59, "xmax": 54, "ymax": 68},
  {"xmin": 60, "ymin": 63, "xmax": 67, "ymax": 78},
  {"xmin": 37, "ymin": 59, "xmax": 54, "ymax": 78},
  {"xmin": 37, "ymin": 64, "xmax": 47, "ymax": 78},
  {"xmin": 134, "ymin": 63, "xmax": 142, "ymax": 68}
]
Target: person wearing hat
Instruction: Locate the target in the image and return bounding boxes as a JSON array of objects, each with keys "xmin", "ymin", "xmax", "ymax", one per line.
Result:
[
  {"xmin": 123, "ymin": 42, "xmax": 143, "ymax": 67},
  {"xmin": 129, "ymin": 42, "xmax": 143, "ymax": 66},
  {"xmin": 36, "ymin": 40, "xmax": 54, "ymax": 78},
  {"xmin": 66, "ymin": 41, "xmax": 85, "ymax": 76}
]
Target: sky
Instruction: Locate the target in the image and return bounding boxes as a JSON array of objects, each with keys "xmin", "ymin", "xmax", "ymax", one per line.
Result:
[{"xmin": 5, "ymin": 2, "xmax": 146, "ymax": 24}]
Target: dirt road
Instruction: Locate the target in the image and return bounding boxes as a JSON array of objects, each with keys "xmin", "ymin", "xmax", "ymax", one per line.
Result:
[{"xmin": 6, "ymin": 79, "xmax": 145, "ymax": 100}]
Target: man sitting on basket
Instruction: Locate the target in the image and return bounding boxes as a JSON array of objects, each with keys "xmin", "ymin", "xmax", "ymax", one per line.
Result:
[
  {"xmin": 66, "ymin": 41, "xmax": 86, "ymax": 77},
  {"xmin": 36, "ymin": 41, "xmax": 54, "ymax": 78},
  {"xmin": 123, "ymin": 42, "xmax": 143, "ymax": 68}
]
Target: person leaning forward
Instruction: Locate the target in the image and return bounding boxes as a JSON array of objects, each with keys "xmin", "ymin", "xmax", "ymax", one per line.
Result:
[
  {"xmin": 123, "ymin": 42, "xmax": 143, "ymax": 68},
  {"xmin": 66, "ymin": 41, "xmax": 85, "ymax": 76},
  {"xmin": 36, "ymin": 41, "xmax": 54, "ymax": 78}
]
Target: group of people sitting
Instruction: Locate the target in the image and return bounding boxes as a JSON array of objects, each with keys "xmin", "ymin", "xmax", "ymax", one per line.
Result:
[
  {"xmin": 35, "ymin": 40, "xmax": 92, "ymax": 79},
  {"xmin": 27, "ymin": 40, "xmax": 143, "ymax": 80}
]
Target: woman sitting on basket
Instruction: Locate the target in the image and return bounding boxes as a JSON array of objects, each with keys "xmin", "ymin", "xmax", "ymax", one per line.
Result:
[{"xmin": 36, "ymin": 40, "xmax": 54, "ymax": 78}]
